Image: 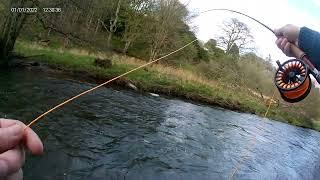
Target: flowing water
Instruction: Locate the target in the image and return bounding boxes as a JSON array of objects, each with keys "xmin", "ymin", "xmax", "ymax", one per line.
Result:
[{"xmin": 1, "ymin": 69, "xmax": 320, "ymax": 180}]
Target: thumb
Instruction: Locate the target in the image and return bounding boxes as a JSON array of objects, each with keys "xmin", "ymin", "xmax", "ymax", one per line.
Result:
[
  {"xmin": 0, "ymin": 124, "xmax": 23, "ymax": 153},
  {"xmin": 274, "ymin": 28, "xmax": 283, "ymax": 38}
]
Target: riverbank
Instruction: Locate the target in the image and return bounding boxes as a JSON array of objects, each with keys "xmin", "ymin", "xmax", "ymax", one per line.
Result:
[{"xmin": 13, "ymin": 41, "xmax": 318, "ymax": 130}]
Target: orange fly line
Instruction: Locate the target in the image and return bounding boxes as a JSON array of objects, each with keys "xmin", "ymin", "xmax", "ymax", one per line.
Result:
[
  {"xmin": 26, "ymin": 8, "xmax": 276, "ymax": 129},
  {"xmin": 25, "ymin": 40, "xmax": 198, "ymax": 128}
]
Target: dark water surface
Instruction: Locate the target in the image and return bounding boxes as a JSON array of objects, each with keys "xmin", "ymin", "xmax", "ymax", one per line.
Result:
[{"xmin": 1, "ymin": 69, "xmax": 320, "ymax": 180}]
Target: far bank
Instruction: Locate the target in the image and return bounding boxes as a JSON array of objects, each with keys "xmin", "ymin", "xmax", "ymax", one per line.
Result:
[{"xmin": 12, "ymin": 41, "xmax": 318, "ymax": 131}]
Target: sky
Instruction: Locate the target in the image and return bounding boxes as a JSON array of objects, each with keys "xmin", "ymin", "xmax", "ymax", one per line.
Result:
[{"xmin": 179, "ymin": 0, "xmax": 320, "ymax": 65}]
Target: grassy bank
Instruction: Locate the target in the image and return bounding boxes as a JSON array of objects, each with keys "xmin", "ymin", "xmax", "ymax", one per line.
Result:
[{"xmin": 14, "ymin": 41, "xmax": 317, "ymax": 130}]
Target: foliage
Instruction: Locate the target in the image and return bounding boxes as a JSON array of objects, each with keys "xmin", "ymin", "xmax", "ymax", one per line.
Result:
[
  {"xmin": 238, "ymin": 52, "xmax": 275, "ymax": 95},
  {"xmin": 229, "ymin": 43, "xmax": 239, "ymax": 58},
  {"xmin": 204, "ymin": 39, "xmax": 217, "ymax": 50},
  {"xmin": 9, "ymin": 0, "xmax": 205, "ymax": 64}
]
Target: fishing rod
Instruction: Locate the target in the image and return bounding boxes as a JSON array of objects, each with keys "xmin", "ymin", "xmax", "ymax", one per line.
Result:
[
  {"xmin": 200, "ymin": 9, "xmax": 275, "ymax": 33},
  {"xmin": 201, "ymin": 9, "xmax": 320, "ymax": 103},
  {"xmin": 26, "ymin": 9, "xmax": 320, "ymax": 128}
]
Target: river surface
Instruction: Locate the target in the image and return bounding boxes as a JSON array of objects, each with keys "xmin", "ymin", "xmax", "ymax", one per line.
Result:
[{"xmin": 1, "ymin": 69, "xmax": 320, "ymax": 180}]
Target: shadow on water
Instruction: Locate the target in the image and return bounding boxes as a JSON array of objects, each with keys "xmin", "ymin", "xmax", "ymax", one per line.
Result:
[{"xmin": 1, "ymin": 69, "xmax": 320, "ymax": 180}]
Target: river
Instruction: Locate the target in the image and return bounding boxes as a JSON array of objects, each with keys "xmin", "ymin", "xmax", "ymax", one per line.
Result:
[{"xmin": 1, "ymin": 69, "xmax": 320, "ymax": 180}]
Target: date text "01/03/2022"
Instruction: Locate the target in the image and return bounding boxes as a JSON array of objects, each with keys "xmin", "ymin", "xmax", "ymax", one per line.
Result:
[{"xmin": 10, "ymin": 8, "xmax": 61, "ymax": 13}]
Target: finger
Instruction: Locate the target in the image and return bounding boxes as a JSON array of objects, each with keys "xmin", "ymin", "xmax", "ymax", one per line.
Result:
[
  {"xmin": 274, "ymin": 28, "xmax": 283, "ymax": 37},
  {"xmin": 0, "ymin": 119, "xmax": 43, "ymax": 155},
  {"xmin": 275, "ymin": 24, "xmax": 292, "ymax": 38},
  {"xmin": 23, "ymin": 126, "xmax": 43, "ymax": 155},
  {"xmin": 284, "ymin": 42, "xmax": 291, "ymax": 56},
  {"xmin": 274, "ymin": 26, "xmax": 286, "ymax": 37},
  {"xmin": 5, "ymin": 169, "xmax": 23, "ymax": 180},
  {"xmin": 0, "ymin": 119, "xmax": 18, "ymax": 128},
  {"xmin": 0, "ymin": 123, "xmax": 23, "ymax": 153},
  {"xmin": 276, "ymin": 38, "xmax": 283, "ymax": 49},
  {"xmin": 280, "ymin": 38, "xmax": 288, "ymax": 50},
  {"xmin": 0, "ymin": 145, "xmax": 24, "ymax": 177}
]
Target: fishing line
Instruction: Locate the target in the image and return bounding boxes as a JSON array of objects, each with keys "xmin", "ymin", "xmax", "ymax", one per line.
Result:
[
  {"xmin": 26, "ymin": 40, "xmax": 197, "ymax": 128},
  {"xmin": 26, "ymin": 9, "xmax": 277, "ymax": 128}
]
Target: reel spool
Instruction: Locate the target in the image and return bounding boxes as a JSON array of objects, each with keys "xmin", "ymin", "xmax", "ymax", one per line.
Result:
[{"xmin": 274, "ymin": 59, "xmax": 312, "ymax": 103}]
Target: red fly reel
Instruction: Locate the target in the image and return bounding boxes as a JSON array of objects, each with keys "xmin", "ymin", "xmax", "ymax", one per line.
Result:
[{"xmin": 274, "ymin": 59, "xmax": 312, "ymax": 103}]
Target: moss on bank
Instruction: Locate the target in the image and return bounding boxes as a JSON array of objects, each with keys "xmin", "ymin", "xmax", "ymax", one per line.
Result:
[{"xmin": 14, "ymin": 41, "xmax": 317, "ymax": 131}]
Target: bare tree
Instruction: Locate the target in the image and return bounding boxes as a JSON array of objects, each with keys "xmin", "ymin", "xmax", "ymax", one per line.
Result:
[
  {"xmin": 217, "ymin": 18, "xmax": 254, "ymax": 54},
  {"xmin": 122, "ymin": 0, "xmax": 150, "ymax": 54},
  {"xmin": 35, "ymin": 0, "xmax": 106, "ymax": 46},
  {"xmin": 98, "ymin": 0, "xmax": 122, "ymax": 49},
  {"xmin": 107, "ymin": 0, "xmax": 121, "ymax": 48},
  {"xmin": 147, "ymin": 0, "xmax": 189, "ymax": 60}
]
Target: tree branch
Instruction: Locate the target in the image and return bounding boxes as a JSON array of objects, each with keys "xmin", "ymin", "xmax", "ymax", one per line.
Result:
[{"xmin": 36, "ymin": 15, "xmax": 91, "ymax": 44}]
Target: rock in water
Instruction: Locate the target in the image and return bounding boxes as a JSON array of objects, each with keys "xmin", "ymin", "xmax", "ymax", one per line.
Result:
[
  {"xmin": 127, "ymin": 82, "xmax": 138, "ymax": 91},
  {"xmin": 149, "ymin": 93, "xmax": 160, "ymax": 97}
]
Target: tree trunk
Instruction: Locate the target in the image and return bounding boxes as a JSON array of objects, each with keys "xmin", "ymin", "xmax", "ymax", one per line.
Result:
[
  {"xmin": 0, "ymin": 0, "xmax": 27, "ymax": 62},
  {"xmin": 107, "ymin": 33, "xmax": 113, "ymax": 49},
  {"xmin": 122, "ymin": 41, "xmax": 131, "ymax": 54},
  {"xmin": 107, "ymin": 0, "xmax": 122, "ymax": 48},
  {"xmin": 94, "ymin": 18, "xmax": 100, "ymax": 37}
]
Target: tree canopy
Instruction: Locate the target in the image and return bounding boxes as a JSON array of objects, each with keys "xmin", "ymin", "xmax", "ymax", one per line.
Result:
[{"xmin": 0, "ymin": 0, "xmax": 207, "ymax": 64}]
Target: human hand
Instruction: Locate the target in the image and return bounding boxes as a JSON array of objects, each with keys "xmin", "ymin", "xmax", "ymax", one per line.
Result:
[
  {"xmin": 0, "ymin": 119, "xmax": 43, "ymax": 180},
  {"xmin": 274, "ymin": 24, "xmax": 301, "ymax": 57}
]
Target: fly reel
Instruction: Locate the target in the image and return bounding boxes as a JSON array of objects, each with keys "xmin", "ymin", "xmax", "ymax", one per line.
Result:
[{"xmin": 274, "ymin": 59, "xmax": 312, "ymax": 103}]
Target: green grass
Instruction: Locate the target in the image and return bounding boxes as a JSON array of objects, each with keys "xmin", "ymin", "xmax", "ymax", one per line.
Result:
[{"xmin": 14, "ymin": 41, "xmax": 317, "ymax": 131}]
